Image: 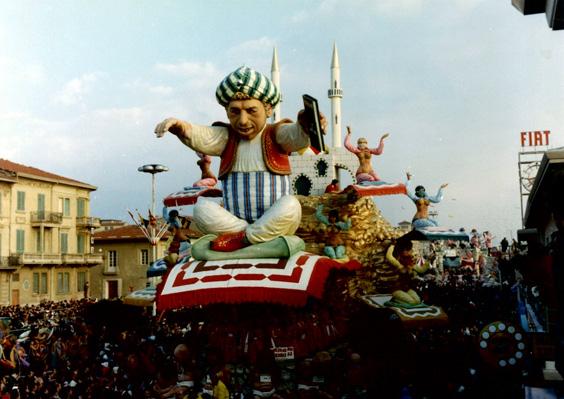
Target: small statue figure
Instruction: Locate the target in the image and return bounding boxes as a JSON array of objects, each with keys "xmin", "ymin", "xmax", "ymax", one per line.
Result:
[
  {"xmin": 315, "ymin": 204, "xmax": 352, "ymax": 259},
  {"xmin": 406, "ymin": 172, "xmax": 448, "ymax": 229},
  {"xmin": 385, "ymin": 239, "xmax": 425, "ymax": 306},
  {"xmin": 193, "ymin": 152, "xmax": 218, "ymax": 188},
  {"xmin": 344, "ymin": 126, "xmax": 389, "ymax": 183},
  {"xmin": 324, "ymin": 178, "xmax": 341, "ymax": 194},
  {"xmin": 163, "ymin": 209, "xmax": 190, "ymax": 266}
]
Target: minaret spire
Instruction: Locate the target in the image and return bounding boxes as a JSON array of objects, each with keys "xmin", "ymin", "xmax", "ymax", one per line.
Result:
[
  {"xmin": 271, "ymin": 47, "xmax": 281, "ymax": 123},
  {"xmin": 328, "ymin": 42, "xmax": 343, "ymax": 148}
]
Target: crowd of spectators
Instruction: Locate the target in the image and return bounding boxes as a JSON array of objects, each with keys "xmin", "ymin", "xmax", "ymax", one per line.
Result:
[{"xmin": 0, "ymin": 234, "xmax": 551, "ymax": 398}]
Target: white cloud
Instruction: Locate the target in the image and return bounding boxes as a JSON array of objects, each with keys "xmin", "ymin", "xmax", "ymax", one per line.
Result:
[
  {"xmin": 22, "ymin": 64, "xmax": 46, "ymax": 82},
  {"xmin": 318, "ymin": 0, "xmax": 340, "ymax": 14},
  {"xmin": 290, "ymin": 10, "xmax": 308, "ymax": 24},
  {"xmin": 92, "ymin": 106, "xmax": 144, "ymax": 117},
  {"xmin": 0, "ymin": 114, "xmax": 72, "ymax": 161},
  {"xmin": 124, "ymin": 79, "xmax": 174, "ymax": 96},
  {"xmin": 224, "ymin": 37, "xmax": 278, "ymax": 73},
  {"xmin": 452, "ymin": 0, "xmax": 488, "ymax": 13},
  {"xmin": 0, "ymin": 56, "xmax": 46, "ymax": 90},
  {"xmin": 148, "ymin": 85, "xmax": 174, "ymax": 95},
  {"xmin": 155, "ymin": 61, "xmax": 219, "ymax": 80},
  {"xmin": 0, "ymin": 111, "xmax": 30, "ymax": 120},
  {"xmin": 154, "ymin": 61, "xmax": 220, "ymax": 92},
  {"xmin": 363, "ymin": 0, "xmax": 424, "ymax": 16},
  {"xmin": 286, "ymin": 0, "xmax": 425, "ymax": 27},
  {"xmin": 227, "ymin": 37, "xmax": 276, "ymax": 57},
  {"xmin": 53, "ymin": 73, "xmax": 99, "ymax": 106}
]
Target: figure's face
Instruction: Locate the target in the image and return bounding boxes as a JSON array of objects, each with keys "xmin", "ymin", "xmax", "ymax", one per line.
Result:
[
  {"xmin": 415, "ymin": 187, "xmax": 426, "ymax": 198},
  {"xmin": 226, "ymin": 99, "xmax": 272, "ymax": 140},
  {"xmin": 357, "ymin": 138, "xmax": 368, "ymax": 149}
]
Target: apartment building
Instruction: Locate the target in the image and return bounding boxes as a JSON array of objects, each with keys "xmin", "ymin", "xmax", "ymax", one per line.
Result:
[
  {"xmin": 0, "ymin": 159, "xmax": 102, "ymax": 305},
  {"xmin": 91, "ymin": 225, "xmax": 169, "ymax": 300}
]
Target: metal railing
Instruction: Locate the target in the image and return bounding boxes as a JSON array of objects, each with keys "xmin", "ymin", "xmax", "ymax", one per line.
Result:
[
  {"xmin": 30, "ymin": 211, "xmax": 63, "ymax": 224},
  {"xmin": 9, "ymin": 253, "xmax": 62, "ymax": 265},
  {"xmin": 103, "ymin": 265, "xmax": 119, "ymax": 275},
  {"xmin": 85, "ymin": 253, "xmax": 103, "ymax": 264},
  {"xmin": 8, "ymin": 252, "xmax": 104, "ymax": 266},
  {"xmin": 62, "ymin": 253, "xmax": 103, "ymax": 264},
  {"xmin": 76, "ymin": 216, "xmax": 101, "ymax": 228}
]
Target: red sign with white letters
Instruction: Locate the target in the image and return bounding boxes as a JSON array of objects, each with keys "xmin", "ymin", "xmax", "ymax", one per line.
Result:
[{"xmin": 520, "ymin": 131, "xmax": 550, "ymax": 147}]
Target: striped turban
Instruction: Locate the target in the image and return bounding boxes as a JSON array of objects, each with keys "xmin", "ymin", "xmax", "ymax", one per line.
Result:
[{"xmin": 215, "ymin": 66, "xmax": 280, "ymax": 108}]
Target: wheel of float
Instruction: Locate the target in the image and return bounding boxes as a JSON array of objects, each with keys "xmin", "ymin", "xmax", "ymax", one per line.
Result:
[{"xmin": 478, "ymin": 321, "xmax": 526, "ymax": 369}]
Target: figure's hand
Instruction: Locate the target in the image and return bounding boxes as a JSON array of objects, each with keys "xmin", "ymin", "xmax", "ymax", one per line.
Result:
[
  {"xmin": 381, "ymin": 133, "xmax": 390, "ymax": 140},
  {"xmin": 346, "ymin": 126, "xmax": 352, "ymax": 135},
  {"xmin": 297, "ymin": 110, "xmax": 328, "ymax": 134},
  {"xmin": 441, "ymin": 183, "xmax": 449, "ymax": 189},
  {"xmin": 319, "ymin": 112, "xmax": 328, "ymax": 134},
  {"xmin": 154, "ymin": 118, "xmax": 190, "ymax": 138},
  {"xmin": 406, "ymin": 172, "xmax": 412, "ymax": 180}
]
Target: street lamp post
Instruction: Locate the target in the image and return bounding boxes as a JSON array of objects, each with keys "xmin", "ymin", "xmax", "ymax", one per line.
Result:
[{"xmin": 138, "ymin": 164, "xmax": 169, "ymax": 263}]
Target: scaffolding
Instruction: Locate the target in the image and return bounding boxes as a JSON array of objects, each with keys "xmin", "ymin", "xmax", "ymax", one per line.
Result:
[{"xmin": 518, "ymin": 149, "xmax": 545, "ymax": 226}]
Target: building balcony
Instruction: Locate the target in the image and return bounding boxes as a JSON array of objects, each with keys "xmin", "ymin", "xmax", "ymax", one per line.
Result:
[
  {"xmin": 76, "ymin": 216, "xmax": 101, "ymax": 229},
  {"xmin": 9, "ymin": 253, "xmax": 62, "ymax": 265},
  {"xmin": 0, "ymin": 256, "xmax": 18, "ymax": 271},
  {"xmin": 30, "ymin": 211, "xmax": 63, "ymax": 227},
  {"xmin": 8, "ymin": 252, "xmax": 104, "ymax": 266},
  {"xmin": 103, "ymin": 266, "xmax": 119, "ymax": 276},
  {"xmin": 85, "ymin": 253, "xmax": 104, "ymax": 265},
  {"xmin": 62, "ymin": 253, "xmax": 103, "ymax": 265},
  {"xmin": 328, "ymin": 88, "xmax": 343, "ymax": 97}
]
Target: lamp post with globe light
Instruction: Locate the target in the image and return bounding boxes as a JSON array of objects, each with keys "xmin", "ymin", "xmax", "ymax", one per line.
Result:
[{"xmin": 138, "ymin": 164, "xmax": 169, "ymax": 263}]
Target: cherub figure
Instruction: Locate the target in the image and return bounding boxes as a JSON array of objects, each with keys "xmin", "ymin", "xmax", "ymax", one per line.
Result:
[
  {"xmin": 344, "ymin": 126, "xmax": 389, "ymax": 183},
  {"xmin": 193, "ymin": 152, "xmax": 218, "ymax": 188},
  {"xmin": 163, "ymin": 209, "xmax": 191, "ymax": 266},
  {"xmin": 315, "ymin": 204, "xmax": 352, "ymax": 259}
]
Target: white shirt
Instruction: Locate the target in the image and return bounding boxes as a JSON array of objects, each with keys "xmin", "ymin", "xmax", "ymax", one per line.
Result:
[{"xmin": 179, "ymin": 122, "xmax": 309, "ymax": 172}]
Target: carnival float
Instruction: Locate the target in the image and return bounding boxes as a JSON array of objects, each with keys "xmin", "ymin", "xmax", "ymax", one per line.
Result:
[{"xmin": 132, "ymin": 52, "xmax": 521, "ymax": 396}]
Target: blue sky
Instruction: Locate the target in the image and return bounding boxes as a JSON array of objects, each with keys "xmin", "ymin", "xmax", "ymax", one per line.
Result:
[{"xmin": 1, "ymin": 1, "xmax": 563, "ymax": 242}]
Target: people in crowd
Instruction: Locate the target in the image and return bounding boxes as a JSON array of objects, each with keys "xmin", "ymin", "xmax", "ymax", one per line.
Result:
[{"xmin": 0, "ymin": 235, "xmax": 529, "ymax": 398}]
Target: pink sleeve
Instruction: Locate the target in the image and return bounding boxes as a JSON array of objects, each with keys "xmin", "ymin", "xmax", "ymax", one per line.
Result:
[
  {"xmin": 369, "ymin": 136, "xmax": 385, "ymax": 155},
  {"xmin": 344, "ymin": 134, "xmax": 360, "ymax": 154}
]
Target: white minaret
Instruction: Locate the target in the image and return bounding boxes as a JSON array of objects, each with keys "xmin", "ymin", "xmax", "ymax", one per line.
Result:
[
  {"xmin": 271, "ymin": 47, "xmax": 281, "ymax": 123},
  {"xmin": 328, "ymin": 42, "xmax": 343, "ymax": 148}
]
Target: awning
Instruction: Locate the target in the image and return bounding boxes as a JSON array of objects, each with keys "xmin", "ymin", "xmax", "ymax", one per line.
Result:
[
  {"xmin": 156, "ymin": 252, "xmax": 361, "ymax": 310},
  {"xmin": 147, "ymin": 258, "xmax": 168, "ymax": 277},
  {"xmin": 361, "ymin": 294, "xmax": 448, "ymax": 328},
  {"xmin": 343, "ymin": 181, "xmax": 407, "ymax": 197},
  {"xmin": 400, "ymin": 228, "xmax": 470, "ymax": 242},
  {"xmin": 163, "ymin": 186, "xmax": 222, "ymax": 207},
  {"xmin": 123, "ymin": 287, "xmax": 156, "ymax": 307}
]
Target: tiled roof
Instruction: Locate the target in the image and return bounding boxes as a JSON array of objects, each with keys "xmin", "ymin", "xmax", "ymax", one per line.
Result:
[
  {"xmin": 0, "ymin": 159, "xmax": 96, "ymax": 189},
  {"xmin": 93, "ymin": 224, "xmax": 201, "ymax": 241},
  {"xmin": 93, "ymin": 225, "xmax": 167, "ymax": 241}
]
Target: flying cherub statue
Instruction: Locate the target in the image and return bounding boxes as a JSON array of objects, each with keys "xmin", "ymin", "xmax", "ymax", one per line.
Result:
[{"xmin": 193, "ymin": 152, "xmax": 218, "ymax": 188}]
